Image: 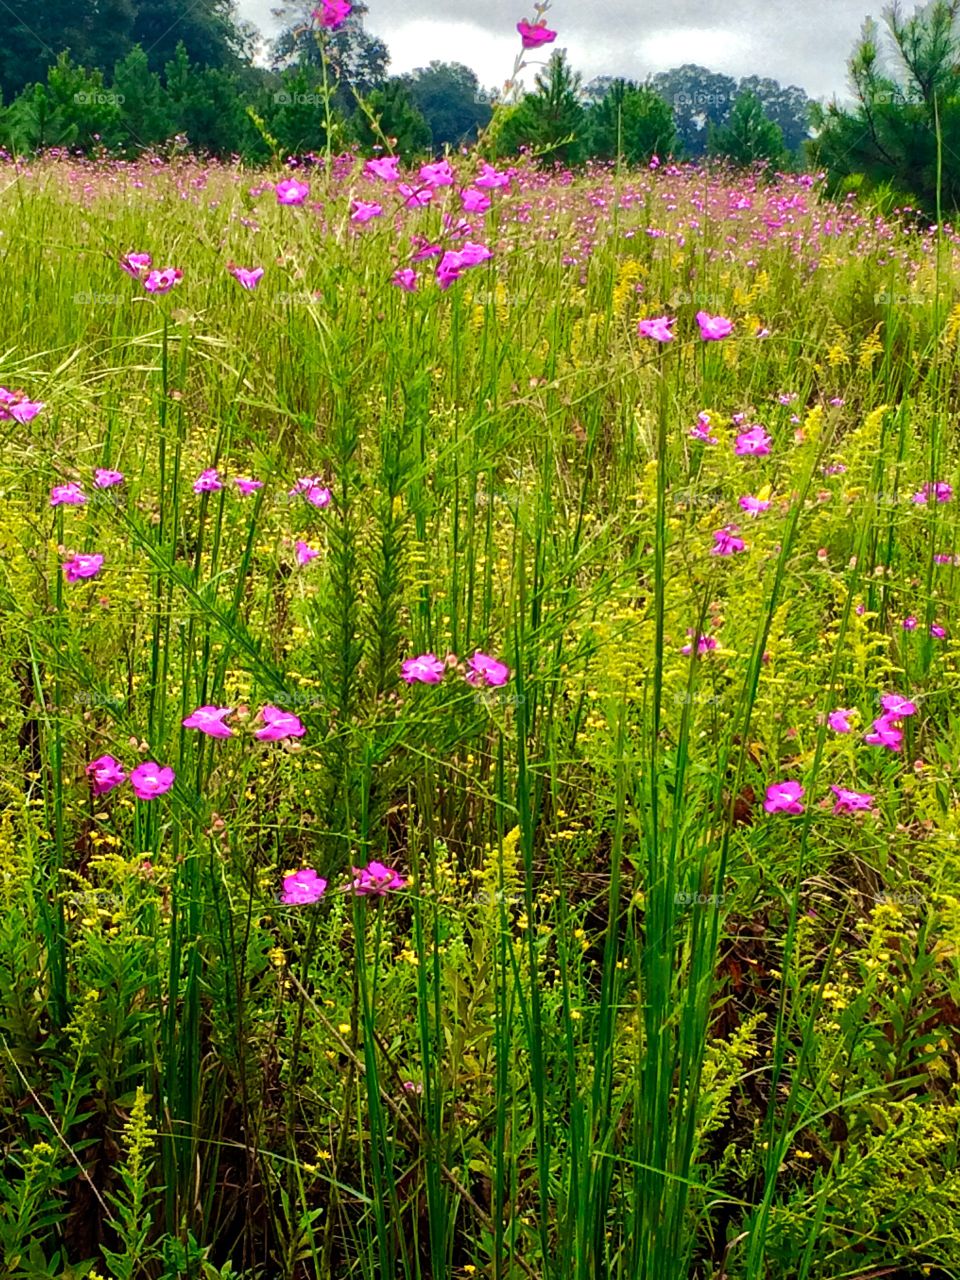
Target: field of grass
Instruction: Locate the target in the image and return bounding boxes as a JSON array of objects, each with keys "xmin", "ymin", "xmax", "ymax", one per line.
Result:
[{"xmin": 1, "ymin": 152, "xmax": 960, "ymax": 1280}]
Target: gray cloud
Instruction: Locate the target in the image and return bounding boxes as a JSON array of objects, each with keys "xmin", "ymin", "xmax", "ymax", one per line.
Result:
[{"xmin": 237, "ymin": 0, "xmax": 890, "ymax": 100}]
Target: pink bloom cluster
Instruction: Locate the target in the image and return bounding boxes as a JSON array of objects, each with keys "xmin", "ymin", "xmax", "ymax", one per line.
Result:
[
  {"xmin": 0, "ymin": 387, "xmax": 44, "ymax": 423},
  {"xmin": 402, "ymin": 650, "xmax": 510, "ymax": 687},
  {"xmin": 87, "ymin": 754, "xmax": 175, "ymax": 801},
  {"xmin": 181, "ymin": 704, "xmax": 306, "ymax": 742},
  {"xmin": 281, "ymin": 859, "xmax": 407, "ymax": 907}
]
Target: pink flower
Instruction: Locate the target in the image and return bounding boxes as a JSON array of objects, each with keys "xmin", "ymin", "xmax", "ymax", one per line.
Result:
[
  {"xmin": 517, "ymin": 18, "xmax": 557, "ymax": 48},
  {"xmin": 143, "ymin": 267, "xmax": 182, "ymax": 294},
  {"xmin": 864, "ymin": 717, "xmax": 903, "ymax": 751},
  {"xmin": 0, "ymin": 388, "xmax": 45, "ymax": 424},
  {"xmin": 696, "ymin": 311, "xmax": 734, "ymax": 341},
  {"xmin": 764, "ymin": 781, "xmax": 804, "ymax": 814},
  {"xmin": 235, "ymin": 477, "xmax": 263, "ymax": 495},
  {"xmin": 194, "ymin": 468, "xmax": 222, "ymax": 493},
  {"xmin": 63, "ymin": 553, "xmax": 104, "ymax": 582},
  {"xmin": 94, "ymin": 468, "xmax": 124, "ymax": 488},
  {"xmin": 637, "ymin": 315, "xmax": 675, "ymax": 342},
  {"xmin": 411, "ymin": 238, "xmax": 442, "ymax": 262},
  {"xmin": 458, "ymin": 241, "xmax": 493, "ymax": 266},
  {"xmin": 295, "ymin": 541, "xmax": 320, "ymax": 566},
  {"xmin": 312, "ymin": 0, "xmax": 351, "ymax": 27},
  {"xmin": 351, "ymin": 200, "xmax": 382, "ymax": 223},
  {"xmin": 778, "ymin": 392, "xmax": 797, "ymax": 405},
  {"xmin": 392, "ymin": 268, "xmax": 418, "ymax": 292},
  {"xmin": 711, "ymin": 525, "xmax": 746, "ymax": 556},
  {"xmin": 365, "ymin": 156, "xmax": 400, "ymax": 182},
  {"xmin": 130, "ymin": 762, "xmax": 175, "ymax": 800},
  {"xmin": 255, "ymin": 706, "xmax": 306, "ymax": 741},
  {"xmin": 119, "ymin": 252, "xmax": 151, "ymax": 279},
  {"xmin": 182, "ymin": 705, "xmax": 233, "ymax": 739},
  {"xmin": 680, "ymin": 632, "xmax": 717, "ymax": 656},
  {"xmin": 734, "ymin": 426, "xmax": 772, "ymax": 456},
  {"xmin": 902, "ymin": 616, "xmax": 918, "ymax": 631},
  {"xmin": 649, "ymin": 154, "xmax": 660, "ymax": 169},
  {"xmin": 689, "ymin": 412, "xmax": 716, "ymax": 444},
  {"xmin": 275, "ymin": 178, "xmax": 310, "ymax": 206},
  {"xmin": 912, "ymin": 481, "xmax": 953, "ymax": 504},
  {"xmin": 934, "ymin": 553, "xmax": 955, "ymax": 565},
  {"xmin": 352, "ymin": 860, "xmax": 407, "ymax": 895},
  {"xmin": 461, "ymin": 186, "xmax": 492, "ymax": 213},
  {"xmin": 419, "ymin": 159, "xmax": 455, "ymax": 187},
  {"xmin": 739, "ymin": 494, "xmax": 771, "ymax": 516},
  {"xmin": 880, "ymin": 693, "xmax": 916, "ymax": 718},
  {"xmin": 229, "ymin": 264, "xmax": 264, "ymax": 290},
  {"xmin": 282, "ymin": 868, "xmax": 328, "ymax": 905},
  {"xmin": 398, "ymin": 183, "xmax": 433, "ymax": 208},
  {"xmin": 474, "ymin": 162, "xmax": 511, "ymax": 190},
  {"xmin": 50, "ymin": 483, "xmax": 87, "ymax": 507},
  {"xmin": 86, "ymin": 754, "xmax": 126, "ymax": 795},
  {"xmin": 467, "ymin": 651, "xmax": 510, "ymax": 686},
  {"xmin": 402, "ymin": 653, "xmax": 445, "ymax": 683},
  {"xmin": 827, "ymin": 708, "xmax": 854, "ymax": 733},
  {"xmin": 831, "ymin": 785, "xmax": 874, "ymax": 814},
  {"xmin": 289, "ymin": 477, "xmax": 332, "ymax": 508},
  {"xmin": 931, "ymin": 622, "xmax": 947, "ymax": 638}
]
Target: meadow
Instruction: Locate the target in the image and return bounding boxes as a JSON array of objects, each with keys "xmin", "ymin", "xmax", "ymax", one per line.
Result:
[{"xmin": 0, "ymin": 149, "xmax": 959, "ymax": 1280}]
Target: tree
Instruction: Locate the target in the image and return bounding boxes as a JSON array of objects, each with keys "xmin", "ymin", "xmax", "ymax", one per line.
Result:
[
  {"xmin": 111, "ymin": 45, "xmax": 173, "ymax": 152},
  {"xmin": 708, "ymin": 89, "xmax": 785, "ymax": 168},
  {"xmin": 651, "ymin": 64, "xmax": 738, "ymax": 157},
  {"xmin": 0, "ymin": 0, "xmax": 137, "ymax": 97},
  {"xmin": 0, "ymin": 51, "xmax": 123, "ymax": 152},
  {"xmin": 810, "ymin": 0, "xmax": 960, "ymax": 212},
  {"xmin": 736, "ymin": 76, "xmax": 812, "ymax": 154},
  {"xmin": 350, "ymin": 79, "xmax": 431, "ymax": 159},
  {"xmin": 132, "ymin": 0, "xmax": 246, "ymax": 73},
  {"xmin": 495, "ymin": 49, "xmax": 586, "ymax": 165},
  {"xmin": 585, "ymin": 79, "xmax": 676, "ymax": 164},
  {"xmin": 271, "ymin": 1, "xmax": 389, "ymax": 111},
  {"xmin": 398, "ymin": 62, "xmax": 491, "ymax": 149},
  {"xmin": 262, "ymin": 65, "xmax": 346, "ymax": 156},
  {"xmin": 163, "ymin": 42, "xmax": 260, "ymax": 156}
]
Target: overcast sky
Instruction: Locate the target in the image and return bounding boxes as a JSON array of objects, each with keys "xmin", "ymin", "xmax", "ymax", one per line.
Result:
[{"xmin": 236, "ymin": 0, "xmax": 889, "ymax": 100}]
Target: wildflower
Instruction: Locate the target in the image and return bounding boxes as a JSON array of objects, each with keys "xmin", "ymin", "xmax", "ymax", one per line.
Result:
[
  {"xmin": 50, "ymin": 482, "xmax": 87, "ymax": 507},
  {"xmin": 778, "ymin": 392, "xmax": 797, "ymax": 405},
  {"xmin": 402, "ymin": 653, "xmax": 445, "ymax": 684},
  {"xmin": 295, "ymin": 541, "xmax": 320, "ymax": 566},
  {"xmin": 467, "ymin": 651, "xmax": 510, "ymax": 686},
  {"xmin": 934, "ymin": 553, "xmax": 955, "ymax": 565},
  {"xmin": 194, "ymin": 468, "xmax": 222, "ymax": 493},
  {"xmin": 462, "ymin": 186, "xmax": 492, "ymax": 213},
  {"xmin": 255, "ymin": 706, "xmax": 306, "ymax": 741},
  {"xmin": 419, "ymin": 159, "xmax": 455, "ymax": 187},
  {"xmin": 86, "ymin": 754, "xmax": 126, "ymax": 795},
  {"xmin": 880, "ymin": 693, "xmax": 916, "ymax": 717},
  {"xmin": 474, "ymin": 161, "xmax": 511, "ymax": 189},
  {"xmin": 902, "ymin": 616, "xmax": 918, "ymax": 631},
  {"xmin": 517, "ymin": 18, "xmax": 557, "ymax": 48},
  {"xmin": 711, "ymin": 525, "xmax": 746, "ymax": 556},
  {"xmin": 392, "ymin": 267, "xmax": 418, "ymax": 292},
  {"xmin": 764, "ymin": 781, "xmax": 805, "ymax": 814},
  {"xmin": 281, "ymin": 868, "xmax": 327, "ymax": 905},
  {"xmin": 402, "ymin": 1080, "xmax": 424, "ymax": 1094},
  {"xmin": 637, "ymin": 315, "xmax": 675, "ymax": 342},
  {"xmin": 689, "ymin": 412, "xmax": 716, "ymax": 443},
  {"xmin": 365, "ymin": 155, "xmax": 399, "ymax": 181},
  {"xmin": 63, "ymin": 553, "xmax": 104, "ymax": 582},
  {"xmin": 228, "ymin": 264, "xmax": 265, "ymax": 290},
  {"xmin": 649, "ymin": 154, "xmax": 660, "ymax": 169},
  {"xmin": 739, "ymin": 494, "xmax": 771, "ymax": 515},
  {"xmin": 734, "ymin": 425, "xmax": 772, "ymax": 456},
  {"xmin": 0, "ymin": 388, "xmax": 45, "ymax": 423},
  {"xmin": 912, "ymin": 481, "xmax": 953, "ymax": 504},
  {"xmin": 94, "ymin": 468, "xmax": 124, "ymax": 488},
  {"xmin": 234, "ymin": 477, "xmax": 263, "ymax": 495},
  {"xmin": 696, "ymin": 311, "xmax": 734, "ymax": 340},
  {"xmin": 398, "ymin": 183, "xmax": 433, "ymax": 208},
  {"xmin": 119, "ymin": 252, "xmax": 151, "ymax": 279},
  {"xmin": 864, "ymin": 717, "xmax": 903, "ymax": 751},
  {"xmin": 182, "ymin": 706, "xmax": 233, "ymax": 739},
  {"xmin": 680, "ymin": 631, "xmax": 717, "ymax": 656},
  {"xmin": 275, "ymin": 178, "xmax": 310, "ymax": 206},
  {"xmin": 143, "ymin": 267, "xmax": 182, "ymax": 294},
  {"xmin": 823, "ymin": 463, "xmax": 846, "ymax": 476},
  {"xmin": 931, "ymin": 622, "xmax": 947, "ymax": 638},
  {"xmin": 437, "ymin": 246, "xmax": 491, "ymax": 289},
  {"xmin": 411, "ymin": 237, "xmax": 442, "ymax": 261},
  {"xmin": 351, "ymin": 200, "xmax": 382, "ymax": 223},
  {"xmin": 312, "ymin": 0, "xmax": 351, "ymax": 27},
  {"xmin": 831, "ymin": 785, "xmax": 874, "ymax": 814},
  {"xmin": 130, "ymin": 762, "xmax": 175, "ymax": 800},
  {"xmin": 289, "ymin": 477, "xmax": 332, "ymax": 508},
  {"xmin": 352, "ymin": 860, "xmax": 407, "ymax": 895},
  {"xmin": 827, "ymin": 708, "xmax": 854, "ymax": 733}
]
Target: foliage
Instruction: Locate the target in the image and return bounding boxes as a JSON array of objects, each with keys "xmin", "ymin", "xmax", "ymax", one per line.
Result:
[
  {"xmin": 399, "ymin": 62, "xmax": 493, "ymax": 149},
  {"xmin": 584, "ymin": 78, "xmax": 677, "ymax": 165},
  {"xmin": 708, "ymin": 89, "xmax": 786, "ymax": 169},
  {"xmin": 495, "ymin": 49, "xmax": 587, "ymax": 164}
]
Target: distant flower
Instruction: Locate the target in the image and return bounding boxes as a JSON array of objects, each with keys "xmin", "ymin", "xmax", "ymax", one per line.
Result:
[
  {"xmin": 392, "ymin": 267, "xmax": 418, "ymax": 292},
  {"xmin": 778, "ymin": 392, "xmax": 797, "ymax": 405},
  {"xmin": 351, "ymin": 200, "xmax": 382, "ymax": 223},
  {"xmin": 143, "ymin": 267, "xmax": 182, "ymax": 294},
  {"xmin": 228, "ymin": 264, "xmax": 264, "ymax": 290},
  {"xmin": 275, "ymin": 178, "xmax": 310, "ymax": 206},
  {"xmin": 50, "ymin": 482, "xmax": 87, "ymax": 507},
  {"xmin": 764, "ymin": 780, "xmax": 804, "ymax": 814},
  {"xmin": 649, "ymin": 154, "xmax": 660, "ymax": 169},
  {"xmin": 282, "ymin": 868, "xmax": 328, "ymax": 905},
  {"xmin": 312, "ymin": 0, "xmax": 351, "ymax": 27},
  {"xmin": 864, "ymin": 717, "xmax": 903, "ymax": 751},
  {"xmin": 398, "ymin": 183, "xmax": 433, "ymax": 208},
  {"xmin": 411, "ymin": 238, "xmax": 442, "ymax": 261},
  {"xmin": 828, "ymin": 397, "xmax": 845, "ymax": 406},
  {"xmin": 827, "ymin": 708, "xmax": 854, "ymax": 733},
  {"xmin": 696, "ymin": 311, "xmax": 734, "ymax": 341},
  {"xmin": 461, "ymin": 186, "xmax": 492, "ymax": 212},
  {"xmin": 467, "ymin": 651, "xmax": 510, "ymax": 686},
  {"xmin": 831, "ymin": 785, "xmax": 874, "ymax": 814},
  {"xmin": 689, "ymin": 411, "xmax": 716, "ymax": 443},
  {"xmin": 119, "ymin": 252, "xmax": 151, "ymax": 279},
  {"xmin": 87, "ymin": 754, "xmax": 126, "ymax": 796},
  {"xmin": 255, "ymin": 706, "xmax": 306, "ymax": 741},
  {"xmin": 295, "ymin": 541, "xmax": 319, "ymax": 566},
  {"xmin": 711, "ymin": 525, "xmax": 746, "ymax": 556},
  {"xmin": 63, "ymin": 553, "xmax": 104, "ymax": 582},
  {"xmin": 94, "ymin": 468, "xmax": 124, "ymax": 488},
  {"xmin": 182, "ymin": 705, "xmax": 233, "ymax": 739},
  {"xmin": 681, "ymin": 632, "xmax": 717, "ymax": 656},
  {"xmin": 352, "ymin": 860, "xmax": 407, "ymax": 895},
  {"xmin": 734, "ymin": 425, "xmax": 772, "ymax": 456},
  {"xmin": 474, "ymin": 162, "xmax": 511, "ymax": 190},
  {"xmin": 402, "ymin": 653, "xmax": 445, "ymax": 684},
  {"xmin": 739, "ymin": 494, "xmax": 771, "ymax": 515},
  {"xmin": 880, "ymin": 693, "xmax": 916, "ymax": 718},
  {"xmin": 637, "ymin": 315, "xmax": 675, "ymax": 342},
  {"xmin": 517, "ymin": 18, "xmax": 557, "ymax": 48},
  {"xmin": 130, "ymin": 761, "xmax": 175, "ymax": 800},
  {"xmin": 289, "ymin": 477, "xmax": 332, "ymax": 508},
  {"xmin": 912, "ymin": 481, "xmax": 953, "ymax": 504},
  {"xmin": 934, "ymin": 553, "xmax": 955, "ymax": 565},
  {"xmin": 194, "ymin": 468, "xmax": 222, "ymax": 493},
  {"xmin": 234, "ymin": 477, "xmax": 263, "ymax": 495},
  {"xmin": 365, "ymin": 156, "xmax": 399, "ymax": 181},
  {"xmin": 931, "ymin": 622, "xmax": 947, "ymax": 638},
  {"xmin": 419, "ymin": 159, "xmax": 455, "ymax": 187},
  {"xmin": 823, "ymin": 462, "xmax": 846, "ymax": 476},
  {"xmin": 902, "ymin": 615, "xmax": 918, "ymax": 631}
]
